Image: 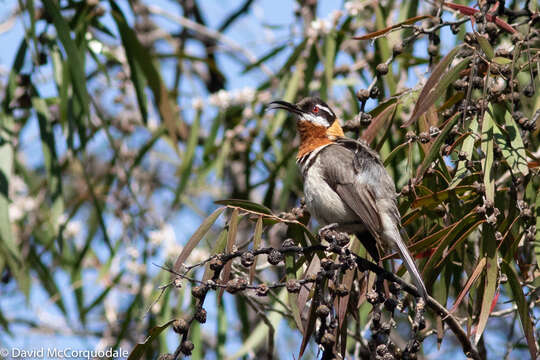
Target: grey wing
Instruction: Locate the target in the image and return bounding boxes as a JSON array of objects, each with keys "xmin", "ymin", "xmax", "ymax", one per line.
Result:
[{"xmin": 319, "ymin": 143, "xmax": 383, "ymax": 240}]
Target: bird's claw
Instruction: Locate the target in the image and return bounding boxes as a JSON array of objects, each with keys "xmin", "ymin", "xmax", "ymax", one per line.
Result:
[{"xmin": 318, "ymin": 223, "xmax": 339, "ymax": 239}]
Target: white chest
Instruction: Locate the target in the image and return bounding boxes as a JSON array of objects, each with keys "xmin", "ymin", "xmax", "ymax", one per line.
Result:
[{"xmin": 302, "ymin": 159, "xmax": 357, "ymax": 225}]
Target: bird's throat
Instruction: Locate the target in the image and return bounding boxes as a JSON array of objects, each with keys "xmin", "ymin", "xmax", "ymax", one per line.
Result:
[{"xmin": 296, "ymin": 120, "xmax": 344, "ymax": 159}]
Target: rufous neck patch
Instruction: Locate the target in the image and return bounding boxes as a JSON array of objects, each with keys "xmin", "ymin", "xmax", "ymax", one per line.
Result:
[{"xmin": 296, "ymin": 120, "xmax": 344, "ymax": 159}]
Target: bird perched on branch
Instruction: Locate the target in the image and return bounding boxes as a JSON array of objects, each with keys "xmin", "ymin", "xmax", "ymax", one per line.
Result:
[{"xmin": 269, "ymin": 97, "xmax": 428, "ymax": 299}]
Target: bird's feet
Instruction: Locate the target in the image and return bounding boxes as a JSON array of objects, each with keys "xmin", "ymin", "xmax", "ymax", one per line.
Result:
[{"xmin": 318, "ymin": 223, "xmax": 339, "ymax": 239}]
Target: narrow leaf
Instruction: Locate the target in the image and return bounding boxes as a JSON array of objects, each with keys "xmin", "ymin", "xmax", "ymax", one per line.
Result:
[
  {"xmin": 502, "ymin": 261, "xmax": 538, "ymax": 359},
  {"xmin": 215, "ymin": 199, "xmax": 273, "ymax": 215},
  {"xmin": 249, "ymin": 216, "xmax": 263, "ymax": 284},
  {"xmin": 403, "ymin": 47, "xmax": 465, "ymax": 127},
  {"xmin": 481, "ymin": 110, "xmax": 495, "ymax": 202},
  {"xmin": 218, "ymin": 208, "xmax": 239, "ymax": 301},
  {"xmin": 173, "ymin": 207, "xmax": 225, "ymax": 273},
  {"xmin": 353, "ymin": 15, "xmax": 433, "ymax": 40}
]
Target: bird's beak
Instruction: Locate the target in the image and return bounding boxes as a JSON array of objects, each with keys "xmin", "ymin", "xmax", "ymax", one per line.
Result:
[{"xmin": 268, "ymin": 100, "xmax": 302, "ymax": 116}]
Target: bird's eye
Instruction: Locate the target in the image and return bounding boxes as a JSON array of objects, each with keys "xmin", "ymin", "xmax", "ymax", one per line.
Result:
[{"xmin": 313, "ymin": 106, "xmax": 319, "ymax": 113}]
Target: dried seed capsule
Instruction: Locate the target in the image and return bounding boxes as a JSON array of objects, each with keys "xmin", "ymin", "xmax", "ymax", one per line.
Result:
[
  {"xmin": 376, "ymin": 63, "xmax": 389, "ymax": 75},
  {"xmin": 286, "ymin": 279, "xmax": 301, "ymax": 293},
  {"xmin": 172, "ymin": 318, "xmax": 189, "ymax": 334},
  {"xmin": 392, "ymin": 43, "xmax": 404, "ymax": 55},
  {"xmin": 209, "ymin": 257, "xmax": 223, "ymax": 271},
  {"xmin": 356, "ymin": 89, "xmax": 370, "ymax": 102},
  {"xmin": 194, "ymin": 308, "xmax": 207, "ymax": 323},
  {"xmin": 241, "ymin": 251, "xmax": 255, "ymax": 267},
  {"xmin": 523, "ymin": 84, "xmax": 534, "ymax": 97},
  {"xmin": 191, "ymin": 285, "xmax": 207, "ymax": 299},
  {"xmin": 281, "ymin": 238, "xmax": 295, "ymax": 248},
  {"xmin": 320, "ymin": 258, "xmax": 334, "ymax": 270},
  {"xmin": 367, "ymin": 289, "xmax": 380, "ymax": 304},
  {"xmin": 180, "ymin": 340, "xmax": 194, "ymax": 355},
  {"xmin": 376, "ymin": 344, "xmax": 389, "ymax": 356},
  {"xmin": 418, "ymin": 132, "xmax": 430, "ymax": 144},
  {"xmin": 256, "ymin": 283, "xmax": 269, "ymax": 296},
  {"xmin": 320, "ymin": 333, "xmax": 336, "ymax": 346},
  {"xmin": 453, "ymin": 79, "xmax": 468, "ymax": 91},
  {"xmin": 360, "ymin": 112, "xmax": 372, "ymax": 125},
  {"xmin": 316, "ymin": 304, "xmax": 330, "ymax": 318},
  {"xmin": 267, "ymin": 248, "xmax": 284, "ymax": 265},
  {"xmin": 226, "ymin": 278, "xmax": 247, "ymax": 293}
]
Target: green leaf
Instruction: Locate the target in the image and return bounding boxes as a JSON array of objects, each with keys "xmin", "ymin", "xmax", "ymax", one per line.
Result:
[
  {"xmin": 475, "ymin": 225, "xmax": 498, "ymax": 345},
  {"xmin": 249, "ymin": 216, "xmax": 263, "ymax": 284},
  {"xmin": 173, "ymin": 207, "xmax": 225, "ymax": 273},
  {"xmin": 501, "ymin": 261, "xmax": 538, "ymax": 359},
  {"xmin": 416, "ymin": 112, "xmax": 460, "ymax": 178},
  {"xmin": 0, "ymin": 113, "xmax": 19, "ymax": 264},
  {"xmin": 215, "ymin": 199, "xmax": 273, "ymax": 215},
  {"xmin": 33, "ymin": 98, "xmax": 64, "ymax": 237},
  {"xmin": 111, "ymin": 2, "xmax": 186, "ymax": 144},
  {"xmin": 111, "ymin": 4, "xmax": 148, "ymax": 124},
  {"xmin": 203, "ymin": 229, "xmax": 228, "ymax": 282},
  {"xmin": 242, "ymin": 44, "xmax": 287, "ymax": 73},
  {"xmin": 268, "ymin": 58, "xmax": 303, "ymax": 134},
  {"xmin": 127, "ymin": 320, "xmax": 176, "ymax": 360},
  {"xmin": 449, "ymin": 117, "xmax": 478, "ymax": 188},
  {"xmin": 42, "ymin": 0, "xmax": 89, "ymax": 120},
  {"xmin": 218, "ymin": 208, "xmax": 239, "ymax": 301},
  {"xmin": 174, "ymin": 111, "xmax": 201, "ymax": 204},
  {"xmin": 481, "ymin": 109, "xmax": 495, "ymax": 202},
  {"xmin": 320, "ymin": 31, "xmax": 337, "ymax": 99},
  {"xmin": 492, "ymin": 106, "xmax": 529, "ymax": 176},
  {"xmin": 474, "ymin": 32, "xmax": 494, "ymax": 60}
]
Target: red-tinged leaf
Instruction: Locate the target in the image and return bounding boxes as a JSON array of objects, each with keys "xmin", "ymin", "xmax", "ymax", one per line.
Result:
[
  {"xmin": 502, "ymin": 261, "xmax": 538, "ymax": 359},
  {"xmin": 475, "ymin": 225, "xmax": 498, "ymax": 345},
  {"xmin": 405, "ymin": 55, "xmax": 471, "ymax": 128},
  {"xmin": 443, "ymin": 3, "xmax": 516, "ymax": 33},
  {"xmin": 173, "ymin": 207, "xmax": 225, "ymax": 274},
  {"xmin": 298, "ymin": 255, "xmax": 320, "ymax": 323},
  {"xmin": 353, "ymin": 15, "xmax": 433, "ymax": 40},
  {"xmin": 436, "ymin": 219, "xmax": 485, "ymax": 267},
  {"xmin": 488, "ymin": 15, "xmax": 516, "ymax": 34},
  {"xmin": 361, "ymin": 102, "xmax": 398, "ymax": 146},
  {"xmin": 218, "ymin": 208, "xmax": 239, "ymax": 301},
  {"xmin": 299, "ymin": 284, "xmax": 320, "ymax": 359},
  {"xmin": 422, "ymin": 212, "xmax": 478, "ymax": 281},
  {"xmin": 337, "ymin": 269, "xmax": 355, "ymax": 331},
  {"xmin": 127, "ymin": 320, "xmax": 176, "ymax": 360},
  {"xmin": 249, "ymin": 216, "xmax": 263, "ymax": 284},
  {"xmin": 443, "ymin": 2, "xmax": 478, "ymax": 16},
  {"xmin": 449, "ymin": 257, "xmax": 486, "ymax": 313}
]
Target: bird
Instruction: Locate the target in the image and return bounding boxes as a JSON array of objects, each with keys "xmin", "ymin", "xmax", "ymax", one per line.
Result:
[{"xmin": 269, "ymin": 96, "xmax": 428, "ymax": 299}]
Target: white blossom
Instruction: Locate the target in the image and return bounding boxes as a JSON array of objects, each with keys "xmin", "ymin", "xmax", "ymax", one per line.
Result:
[{"xmin": 191, "ymin": 97, "xmax": 204, "ymax": 111}]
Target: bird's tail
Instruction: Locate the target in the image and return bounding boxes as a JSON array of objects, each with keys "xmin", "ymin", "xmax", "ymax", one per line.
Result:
[{"xmin": 393, "ymin": 229, "xmax": 428, "ymax": 300}]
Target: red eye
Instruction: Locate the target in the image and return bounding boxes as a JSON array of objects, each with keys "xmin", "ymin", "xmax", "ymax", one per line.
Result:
[{"xmin": 313, "ymin": 106, "xmax": 319, "ymax": 113}]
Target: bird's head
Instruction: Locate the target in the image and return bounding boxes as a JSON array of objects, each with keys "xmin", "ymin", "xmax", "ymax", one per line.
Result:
[{"xmin": 269, "ymin": 97, "xmax": 344, "ymax": 139}]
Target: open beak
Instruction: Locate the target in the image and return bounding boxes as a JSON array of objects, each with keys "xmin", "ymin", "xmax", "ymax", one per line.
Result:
[{"xmin": 268, "ymin": 100, "xmax": 303, "ymax": 116}]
